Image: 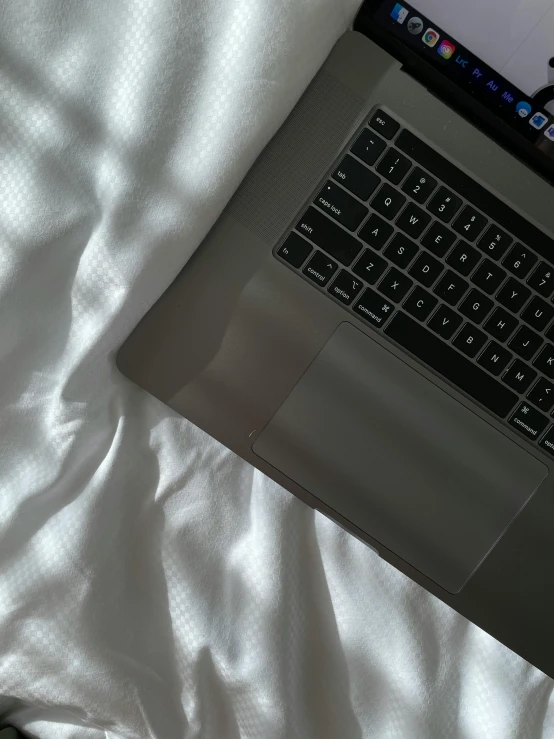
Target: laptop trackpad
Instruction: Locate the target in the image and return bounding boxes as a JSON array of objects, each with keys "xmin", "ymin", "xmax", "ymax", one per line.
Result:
[{"xmin": 253, "ymin": 322, "xmax": 547, "ymax": 593}]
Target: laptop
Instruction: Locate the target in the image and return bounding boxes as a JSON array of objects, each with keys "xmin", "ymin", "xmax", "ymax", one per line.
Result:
[{"xmin": 117, "ymin": 0, "xmax": 554, "ymax": 678}]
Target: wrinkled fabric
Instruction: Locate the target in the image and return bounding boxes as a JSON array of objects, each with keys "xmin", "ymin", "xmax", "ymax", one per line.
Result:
[{"xmin": 1, "ymin": 1, "xmax": 553, "ymax": 738}]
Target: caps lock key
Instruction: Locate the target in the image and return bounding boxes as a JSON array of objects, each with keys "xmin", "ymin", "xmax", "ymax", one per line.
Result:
[{"xmin": 314, "ymin": 181, "xmax": 368, "ymax": 231}]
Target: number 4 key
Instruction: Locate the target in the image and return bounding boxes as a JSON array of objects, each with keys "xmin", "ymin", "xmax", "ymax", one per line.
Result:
[{"xmin": 453, "ymin": 206, "xmax": 488, "ymax": 241}]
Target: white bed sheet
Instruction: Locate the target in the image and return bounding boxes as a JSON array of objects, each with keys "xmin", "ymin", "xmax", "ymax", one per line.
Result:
[{"xmin": 1, "ymin": 1, "xmax": 553, "ymax": 737}]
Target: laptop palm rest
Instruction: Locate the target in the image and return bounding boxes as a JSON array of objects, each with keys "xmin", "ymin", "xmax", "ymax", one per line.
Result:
[{"xmin": 253, "ymin": 322, "xmax": 547, "ymax": 593}]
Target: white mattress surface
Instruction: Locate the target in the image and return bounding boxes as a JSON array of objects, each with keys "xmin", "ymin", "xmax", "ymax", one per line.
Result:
[{"xmin": 1, "ymin": 1, "xmax": 553, "ymax": 737}]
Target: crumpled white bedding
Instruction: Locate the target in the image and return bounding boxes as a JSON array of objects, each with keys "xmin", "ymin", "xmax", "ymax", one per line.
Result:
[{"xmin": 1, "ymin": 1, "xmax": 553, "ymax": 737}]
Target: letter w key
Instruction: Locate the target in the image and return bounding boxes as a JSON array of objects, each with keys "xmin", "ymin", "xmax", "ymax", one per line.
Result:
[{"xmin": 397, "ymin": 203, "xmax": 431, "ymax": 239}]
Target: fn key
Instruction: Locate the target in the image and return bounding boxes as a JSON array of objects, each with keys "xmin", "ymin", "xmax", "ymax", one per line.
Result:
[{"xmin": 277, "ymin": 233, "xmax": 312, "ymax": 268}]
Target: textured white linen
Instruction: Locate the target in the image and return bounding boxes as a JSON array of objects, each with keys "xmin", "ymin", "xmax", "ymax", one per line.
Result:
[{"xmin": 1, "ymin": 1, "xmax": 554, "ymax": 737}]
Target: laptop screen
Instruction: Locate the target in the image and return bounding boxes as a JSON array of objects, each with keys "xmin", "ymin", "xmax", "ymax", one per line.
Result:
[{"xmin": 357, "ymin": 0, "xmax": 554, "ymax": 179}]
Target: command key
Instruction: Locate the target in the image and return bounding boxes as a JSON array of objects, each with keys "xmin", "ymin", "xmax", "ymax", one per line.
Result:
[
  {"xmin": 353, "ymin": 287, "xmax": 394, "ymax": 328},
  {"xmin": 509, "ymin": 402, "xmax": 548, "ymax": 441}
]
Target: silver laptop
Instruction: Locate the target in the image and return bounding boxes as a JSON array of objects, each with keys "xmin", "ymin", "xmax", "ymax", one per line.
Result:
[{"xmin": 117, "ymin": 0, "xmax": 554, "ymax": 677}]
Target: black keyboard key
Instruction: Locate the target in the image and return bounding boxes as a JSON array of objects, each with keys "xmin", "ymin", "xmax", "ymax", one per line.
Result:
[
  {"xmin": 401, "ymin": 167, "xmax": 437, "ymax": 204},
  {"xmin": 384, "ymin": 312, "xmax": 518, "ymax": 418},
  {"xmin": 452, "ymin": 206, "xmax": 488, "ymax": 242},
  {"xmin": 296, "ymin": 207, "xmax": 362, "ymax": 266},
  {"xmin": 302, "ymin": 251, "xmax": 338, "ymax": 286},
  {"xmin": 527, "ymin": 262, "xmax": 554, "ymax": 298},
  {"xmin": 352, "ymin": 249, "xmax": 387, "ymax": 285},
  {"xmin": 403, "ymin": 286, "xmax": 437, "ymax": 321},
  {"xmin": 521, "ymin": 296, "xmax": 554, "ymax": 332},
  {"xmin": 371, "ymin": 184, "xmax": 406, "ymax": 220},
  {"xmin": 376, "ymin": 149, "xmax": 412, "ymax": 185},
  {"xmin": 446, "ymin": 241, "xmax": 481, "ymax": 276},
  {"xmin": 547, "ymin": 324, "xmax": 554, "ymax": 342},
  {"xmin": 459, "ymin": 289, "xmax": 494, "ymax": 324},
  {"xmin": 484, "ymin": 308, "xmax": 518, "ymax": 343},
  {"xmin": 539, "ymin": 425, "xmax": 554, "ymax": 455},
  {"xmin": 277, "ymin": 233, "xmax": 312, "ymax": 268},
  {"xmin": 533, "ymin": 344, "xmax": 554, "ymax": 379},
  {"xmin": 527, "ymin": 378, "xmax": 554, "ymax": 413},
  {"xmin": 383, "ymin": 233, "xmax": 419, "ymax": 269},
  {"xmin": 369, "ymin": 109, "xmax": 399, "ymax": 140},
  {"xmin": 351, "ymin": 128, "xmax": 386, "ymax": 166},
  {"xmin": 433, "ymin": 270, "xmax": 468, "ymax": 306},
  {"xmin": 409, "ymin": 252, "xmax": 443, "ymax": 287},
  {"xmin": 503, "ymin": 359, "xmax": 537, "ymax": 393},
  {"xmin": 378, "ymin": 268, "xmax": 413, "ymax": 302},
  {"xmin": 427, "ymin": 304, "xmax": 462, "ymax": 339},
  {"xmin": 477, "ymin": 226, "xmax": 512, "ymax": 261},
  {"xmin": 509, "ymin": 403, "xmax": 548, "ymax": 441},
  {"xmin": 333, "ymin": 155, "xmax": 380, "ymax": 201},
  {"xmin": 315, "ymin": 181, "xmax": 368, "ymax": 231},
  {"xmin": 503, "ymin": 243, "xmax": 537, "ymax": 279},
  {"xmin": 452, "ymin": 323, "xmax": 487, "ymax": 358},
  {"xmin": 427, "ymin": 187, "xmax": 463, "ymax": 223},
  {"xmin": 508, "ymin": 326, "xmax": 543, "ymax": 361},
  {"xmin": 353, "ymin": 288, "xmax": 395, "ymax": 328},
  {"xmin": 328, "ymin": 270, "xmax": 364, "ymax": 305},
  {"xmin": 358, "ymin": 214, "xmax": 394, "ymax": 250},
  {"xmin": 477, "ymin": 342, "xmax": 512, "ymax": 376},
  {"xmin": 421, "ymin": 222, "xmax": 456, "ymax": 258},
  {"xmin": 471, "ymin": 259, "xmax": 506, "ymax": 295},
  {"xmin": 396, "ymin": 202, "xmax": 432, "ymax": 239},
  {"xmin": 496, "ymin": 277, "xmax": 531, "ymax": 313}
]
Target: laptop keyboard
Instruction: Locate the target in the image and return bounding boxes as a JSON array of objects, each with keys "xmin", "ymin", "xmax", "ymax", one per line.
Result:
[{"xmin": 275, "ymin": 107, "xmax": 554, "ymax": 456}]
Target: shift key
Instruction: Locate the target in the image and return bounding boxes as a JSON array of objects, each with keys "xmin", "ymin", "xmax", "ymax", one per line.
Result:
[{"xmin": 296, "ymin": 206, "xmax": 363, "ymax": 266}]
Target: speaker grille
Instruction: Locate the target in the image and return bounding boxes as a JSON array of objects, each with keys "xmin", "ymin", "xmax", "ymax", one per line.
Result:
[{"xmin": 227, "ymin": 69, "xmax": 365, "ymax": 245}]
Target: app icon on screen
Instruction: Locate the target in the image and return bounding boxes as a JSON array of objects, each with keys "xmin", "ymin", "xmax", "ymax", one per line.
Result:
[
  {"xmin": 390, "ymin": 4, "xmax": 409, "ymax": 24},
  {"xmin": 438, "ymin": 40, "xmax": 456, "ymax": 60},
  {"xmin": 423, "ymin": 29, "xmax": 440, "ymax": 47},
  {"xmin": 516, "ymin": 101, "xmax": 532, "ymax": 118},
  {"xmin": 530, "ymin": 112, "xmax": 548, "ymax": 130},
  {"xmin": 544, "ymin": 124, "xmax": 554, "ymax": 141},
  {"xmin": 407, "ymin": 17, "xmax": 424, "ymax": 35}
]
